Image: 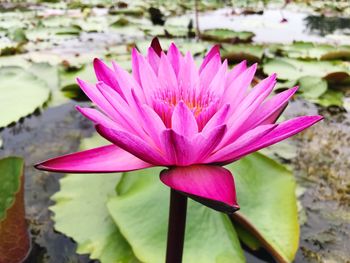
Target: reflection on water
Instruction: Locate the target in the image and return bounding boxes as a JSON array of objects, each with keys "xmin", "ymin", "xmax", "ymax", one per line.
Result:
[
  {"xmin": 195, "ymin": 8, "xmax": 350, "ymax": 44},
  {"xmin": 304, "ymin": 15, "xmax": 350, "ymax": 36}
]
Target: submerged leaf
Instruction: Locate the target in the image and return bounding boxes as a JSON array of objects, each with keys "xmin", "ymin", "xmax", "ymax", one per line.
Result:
[{"xmin": 0, "ymin": 157, "xmax": 30, "ymax": 263}]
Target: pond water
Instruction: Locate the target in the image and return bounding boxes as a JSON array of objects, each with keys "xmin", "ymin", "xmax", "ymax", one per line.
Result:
[{"xmin": 0, "ymin": 4, "xmax": 349, "ymax": 263}]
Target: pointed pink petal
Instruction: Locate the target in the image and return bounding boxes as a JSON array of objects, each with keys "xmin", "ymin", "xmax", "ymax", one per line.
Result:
[
  {"xmin": 202, "ymin": 104, "xmax": 230, "ymax": 133},
  {"xmin": 172, "ymin": 101, "xmax": 198, "ymax": 137},
  {"xmin": 97, "ymin": 82, "xmax": 146, "ymax": 136},
  {"xmin": 246, "ymin": 87, "xmax": 298, "ymax": 127},
  {"xmin": 222, "ymin": 63, "xmax": 257, "ymax": 108},
  {"xmin": 160, "ymin": 165, "xmax": 239, "ymax": 213},
  {"xmin": 96, "ymin": 125, "xmax": 168, "ymax": 165},
  {"xmin": 147, "ymin": 47, "xmax": 161, "ymax": 73},
  {"xmin": 93, "ymin": 58, "xmax": 123, "ymax": 96},
  {"xmin": 206, "ymin": 124, "xmax": 277, "ymax": 163},
  {"xmin": 76, "ymin": 106, "xmax": 122, "ymax": 130},
  {"xmin": 161, "ymin": 129, "xmax": 193, "ymax": 165},
  {"xmin": 112, "ymin": 61, "xmax": 146, "ymax": 104},
  {"xmin": 220, "ymin": 74, "xmax": 277, "ymax": 146},
  {"xmin": 199, "ymin": 52, "xmax": 221, "ymax": 92},
  {"xmin": 177, "ymin": 52, "xmax": 199, "ymax": 94},
  {"xmin": 137, "ymin": 53, "xmax": 162, "ymax": 104},
  {"xmin": 193, "ymin": 124, "xmax": 227, "ymax": 162},
  {"xmin": 35, "ymin": 145, "xmax": 153, "ymax": 173},
  {"xmin": 76, "ymin": 78, "xmax": 120, "ymax": 121},
  {"xmin": 131, "ymin": 48, "xmax": 141, "ymax": 84},
  {"xmin": 218, "ymin": 115, "xmax": 323, "ymax": 164},
  {"xmin": 167, "ymin": 43, "xmax": 182, "ymax": 76},
  {"xmin": 158, "ymin": 52, "xmax": 178, "ymax": 90},
  {"xmin": 208, "ymin": 59, "xmax": 228, "ymax": 96},
  {"xmin": 199, "ymin": 45, "xmax": 220, "ymax": 73},
  {"xmin": 150, "ymin": 37, "xmax": 162, "ymax": 56},
  {"xmin": 225, "ymin": 60, "xmax": 247, "ymax": 90}
]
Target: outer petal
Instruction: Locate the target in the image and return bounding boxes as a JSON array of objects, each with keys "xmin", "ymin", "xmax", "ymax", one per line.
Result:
[
  {"xmin": 35, "ymin": 145, "xmax": 153, "ymax": 173},
  {"xmin": 96, "ymin": 125, "xmax": 168, "ymax": 165},
  {"xmin": 199, "ymin": 45, "xmax": 220, "ymax": 72},
  {"xmin": 218, "ymin": 115, "xmax": 323, "ymax": 165},
  {"xmin": 160, "ymin": 165, "xmax": 239, "ymax": 214},
  {"xmin": 93, "ymin": 58, "xmax": 123, "ymax": 96}
]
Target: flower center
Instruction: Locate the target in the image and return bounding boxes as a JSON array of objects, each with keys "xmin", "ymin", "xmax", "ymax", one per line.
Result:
[{"xmin": 152, "ymin": 88, "xmax": 219, "ymax": 130}]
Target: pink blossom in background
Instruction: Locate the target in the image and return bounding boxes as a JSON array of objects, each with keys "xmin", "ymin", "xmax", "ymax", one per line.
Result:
[{"xmin": 36, "ymin": 39, "xmax": 322, "ymax": 213}]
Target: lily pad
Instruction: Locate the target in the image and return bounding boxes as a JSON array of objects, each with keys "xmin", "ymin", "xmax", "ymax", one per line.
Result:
[
  {"xmin": 50, "ymin": 135, "xmax": 138, "ymax": 263},
  {"xmin": 311, "ymin": 89, "xmax": 344, "ymax": 107},
  {"xmin": 201, "ymin": 29, "xmax": 254, "ymax": 43},
  {"xmin": 227, "ymin": 153, "xmax": 299, "ymax": 263},
  {"xmin": 221, "ymin": 44, "xmax": 264, "ymax": 63},
  {"xmin": 0, "ymin": 157, "xmax": 30, "ymax": 263},
  {"xmin": 263, "ymin": 57, "xmax": 350, "ymax": 81},
  {"xmin": 108, "ymin": 168, "xmax": 245, "ymax": 263},
  {"xmin": 0, "ymin": 66, "xmax": 50, "ymax": 128},
  {"xmin": 298, "ymin": 76, "xmax": 328, "ymax": 99}
]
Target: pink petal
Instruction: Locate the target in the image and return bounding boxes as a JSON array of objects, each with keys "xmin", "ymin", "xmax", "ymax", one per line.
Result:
[
  {"xmin": 76, "ymin": 78, "xmax": 120, "ymax": 121},
  {"xmin": 96, "ymin": 125, "xmax": 168, "ymax": 165},
  {"xmin": 177, "ymin": 51, "xmax": 199, "ymax": 94},
  {"xmin": 199, "ymin": 52, "xmax": 221, "ymax": 93},
  {"xmin": 222, "ymin": 63, "xmax": 257, "ymax": 108},
  {"xmin": 225, "ymin": 60, "xmax": 247, "ymax": 90},
  {"xmin": 208, "ymin": 59, "xmax": 228, "ymax": 96},
  {"xmin": 246, "ymin": 87, "xmax": 298, "ymax": 127},
  {"xmin": 158, "ymin": 53, "xmax": 178, "ymax": 90},
  {"xmin": 131, "ymin": 48, "xmax": 141, "ymax": 84},
  {"xmin": 202, "ymin": 104, "xmax": 230, "ymax": 133},
  {"xmin": 76, "ymin": 106, "xmax": 122, "ymax": 130},
  {"xmin": 93, "ymin": 58, "xmax": 123, "ymax": 96},
  {"xmin": 193, "ymin": 124, "xmax": 227, "ymax": 162},
  {"xmin": 220, "ymin": 74, "xmax": 277, "ymax": 146},
  {"xmin": 172, "ymin": 101, "xmax": 198, "ymax": 137},
  {"xmin": 199, "ymin": 45, "xmax": 220, "ymax": 73},
  {"xmin": 206, "ymin": 124, "xmax": 277, "ymax": 163},
  {"xmin": 219, "ymin": 115, "xmax": 323, "ymax": 164},
  {"xmin": 35, "ymin": 145, "xmax": 153, "ymax": 173},
  {"xmin": 137, "ymin": 53, "xmax": 162, "ymax": 104},
  {"xmin": 161, "ymin": 129, "xmax": 193, "ymax": 165},
  {"xmin": 160, "ymin": 165, "xmax": 239, "ymax": 213},
  {"xmin": 167, "ymin": 43, "xmax": 182, "ymax": 75},
  {"xmin": 147, "ymin": 47, "xmax": 161, "ymax": 73}
]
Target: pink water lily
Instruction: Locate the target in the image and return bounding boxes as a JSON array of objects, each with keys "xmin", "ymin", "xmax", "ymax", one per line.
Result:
[{"xmin": 36, "ymin": 39, "xmax": 322, "ymax": 213}]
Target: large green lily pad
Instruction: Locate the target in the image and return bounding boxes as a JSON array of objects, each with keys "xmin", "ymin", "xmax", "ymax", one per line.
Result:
[
  {"xmin": 108, "ymin": 168, "xmax": 245, "ymax": 263},
  {"xmin": 227, "ymin": 153, "xmax": 299, "ymax": 263},
  {"xmin": 0, "ymin": 66, "xmax": 50, "ymax": 128},
  {"xmin": 50, "ymin": 135, "xmax": 138, "ymax": 263},
  {"xmin": 221, "ymin": 44, "xmax": 264, "ymax": 63}
]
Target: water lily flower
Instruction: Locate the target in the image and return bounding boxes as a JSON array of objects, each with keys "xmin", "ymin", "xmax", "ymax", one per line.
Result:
[{"xmin": 35, "ymin": 39, "xmax": 322, "ymax": 214}]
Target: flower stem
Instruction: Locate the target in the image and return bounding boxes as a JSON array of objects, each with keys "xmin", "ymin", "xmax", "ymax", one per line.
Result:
[{"xmin": 165, "ymin": 189, "xmax": 188, "ymax": 263}]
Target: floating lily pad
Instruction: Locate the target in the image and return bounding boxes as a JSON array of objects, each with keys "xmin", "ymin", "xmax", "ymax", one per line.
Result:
[
  {"xmin": 221, "ymin": 44, "xmax": 264, "ymax": 63},
  {"xmin": 0, "ymin": 67, "xmax": 50, "ymax": 128},
  {"xmin": 50, "ymin": 135, "xmax": 138, "ymax": 263},
  {"xmin": 108, "ymin": 168, "xmax": 245, "ymax": 263},
  {"xmin": 263, "ymin": 57, "xmax": 350, "ymax": 81},
  {"xmin": 227, "ymin": 153, "xmax": 299, "ymax": 262},
  {"xmin": 201, "ymin": 29, "xmax": 254, "ymax": 43},
  {"xmin": 298, "ymin": 76, "xmax": 328, "ymax": 99},
  {"xmin": 311, "ymin": 89, "xmax": 344, "ymax": 107}
]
